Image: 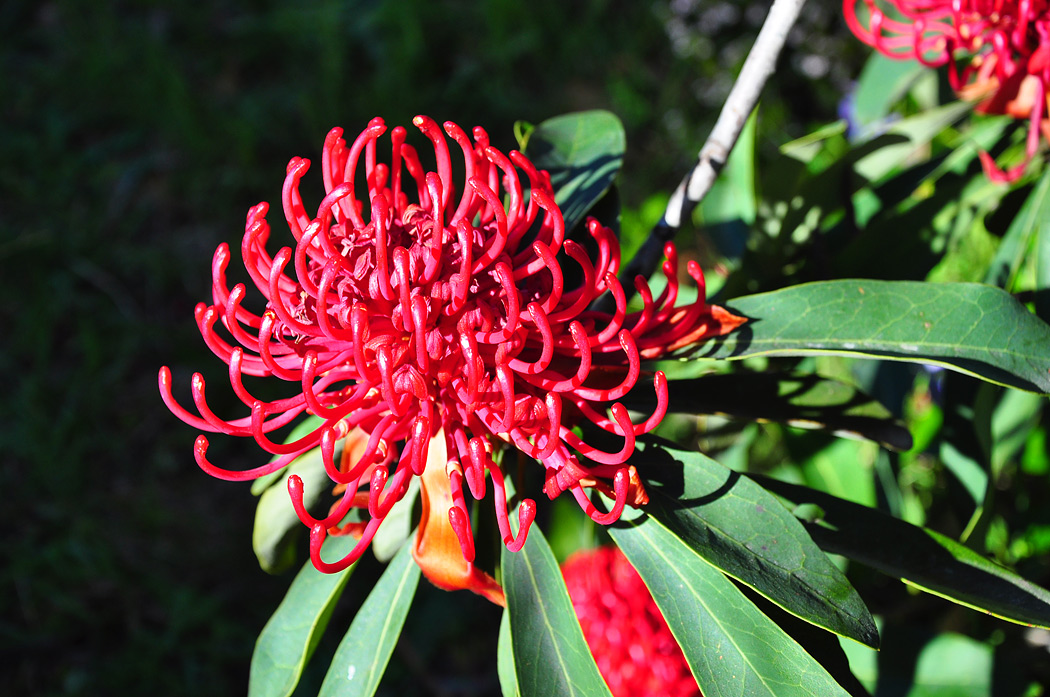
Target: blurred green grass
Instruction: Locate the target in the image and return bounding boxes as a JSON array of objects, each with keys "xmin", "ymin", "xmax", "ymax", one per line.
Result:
[{"xmin": 0, "ymin": 1, "xmax": 861, "ymax": 694}]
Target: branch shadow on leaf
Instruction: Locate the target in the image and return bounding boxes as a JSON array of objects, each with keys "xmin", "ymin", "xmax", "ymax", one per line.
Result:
[{"xmin": 627, "ymin": 370, "xmax": 913, "ymax": 451}]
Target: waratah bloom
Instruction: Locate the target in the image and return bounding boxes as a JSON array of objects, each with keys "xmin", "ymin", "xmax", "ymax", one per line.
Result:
[
  {"xmin": 844, "ymin": 0, "xmax": 1050, "ymax": 181},
  {"xmin": 563, "ymin": 546, "xmax": 700, "ymax": 697},
  {"xmin": 159, "ymin": 116, "xmax": 744, "ymax": 603}
]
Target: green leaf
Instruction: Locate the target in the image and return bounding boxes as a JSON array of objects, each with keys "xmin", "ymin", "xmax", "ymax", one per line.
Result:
[
  {"xmin": 253, "ymin": 439, "xmax": 341, "ymax": 574},
  {"xmin": 700, "ymin": 280, "xmax": 1050, "ymax": 394},
  {"xmin": 318, "ymin": 541, "xmax": 420, "ymax": 697},
  {"xmin": 852, "ymin": 52, "xmax": 926, "ymax": 128},
  {"xmin": 1036, "ymin": 170, "xmax": 1050, "ymax": 323},
  {"xmin": 760, "ymin": 477, "xmax": 1050, "ymax": 629},
  {"xmin": 780, "ymin": 120, "xmax": 849, "ymax": 165},
  {"xmin": 498, "ymin": 610, "xmax": 519, "ymax": 697},
  {"xmin": 502, "ymin": 523, "xmax": 612, "ymax": 697},
  {"xmin": 251, "ymin": 415, "xmax": 325, "ymax": 495},
  {"xmin": 797, "ymin": 436, "xmax": 878, "ymax": 507},
  {"xmin": 524, "ymin": 110, "xmax": 625, "ymax": 234},
  {"xmin": 986, "ymin": 166, "xmax": 1050, "ymax": 289},
  {"xmin": 853, "ymin": 101, "xmax": 972, "ymax": 182},
  {"xmin": 940, "ymin": 435, "xmax": 989, "ymax": 507},
  {"xmin": 637, "ymin": 443, "xmax": 878, "ymax": 648},
  {"xmin": 992, "ymin": 382, "xmax": 1046, "ymax": 472},
  {"xmin": 609, "ymin": 515, "xmax": 853, "ymax": 697},
  {"xmin": 841, "ymin": 628, "xmax": 993, "ymax": 697},
  {"xmin": 249, "ymin": 535, "xmax": 358, "ymax": 697},
  {"xmin": 633, "ymin": 370, "xmax": 912, "ymax": 450}
]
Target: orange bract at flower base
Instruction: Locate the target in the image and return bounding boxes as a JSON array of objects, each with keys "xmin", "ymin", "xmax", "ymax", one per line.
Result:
[
  {"xmin": 563, "ymin": 546, "xmax": 701, "ymax": 697},
  {"xmin": 845, "ymin": 0, "xmax": 1050, "ymax": 182},
  {"xmin": 159, "ymin": 116, "xmax": 745, "ymax": 603}
]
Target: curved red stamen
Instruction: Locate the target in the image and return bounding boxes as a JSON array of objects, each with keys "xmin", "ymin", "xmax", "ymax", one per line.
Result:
[
  {"xmin": 193, "ymin": 434, "xmax": 300, "ymax": 481},
  {"xmin": 309, "ymin": 521, "xmax": 381, "ymax": 574},
  {"xmin": 562, "ymin": 403, "xmax": 636, "ymax": 465},
  {"xmin": 447, "ymin": 466, "xmax": 477, "ymax": 562},
  {"xmin": 476, "ymin": 261, "xmax": 521, "ymax": 343},
  {"xmin": 576, "ymin": 330, "xmax": 641, "ymax": 401},
  {"xmin": 163, "ymin": 116, "xmax": 741, "ymax": 582},
  {"xmin": 469, "ymin": 177, "xmax": 509, "ymax": 273},
  {"xmin": 414, "ymin": 115, "xmax": 453, "ymax": 213},
  {"xmin": 282, "ymin": 157, "xmax": 312, "ymax": 241}
]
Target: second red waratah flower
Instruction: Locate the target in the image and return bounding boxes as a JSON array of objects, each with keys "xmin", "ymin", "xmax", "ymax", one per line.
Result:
[
  {"xmin": 845, "ymin": 0, "xmax": 1050, "ymax": 181},
  {"xmin": 160, "ymin": 116, "xmax": 745, "ymax": 602},
  {"xmin": 564, "ymin": 546, "xmax": 700, "ymax": 697}
]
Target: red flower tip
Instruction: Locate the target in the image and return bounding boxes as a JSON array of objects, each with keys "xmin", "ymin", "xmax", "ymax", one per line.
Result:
[{"xmin": 161, "ymin": 116, "xmax": 745, "ymax": 592}]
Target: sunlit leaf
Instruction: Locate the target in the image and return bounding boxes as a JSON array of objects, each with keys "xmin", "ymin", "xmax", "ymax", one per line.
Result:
[
  {"xmin": 249, "ymin": 535, "xmax": 358, "ymax": 697},
  {"xmin": 796, "ymin": 436, "xmax": 878, "ymax": 507},
  {"xmin": 986, "ymin": 165, "xmax": 1050, "ymax": 290},
  {"xmin": 780, "ymin": 120, "xmax": 849, "ymax": 165},
  {"xmin": 841, "ymin": 627, "xmax": 993, "ymax": 697},
  {"xmin": 699, "ymin": 280, "xmax": 1050, "ymax": 394},
  {"xmin": 524, "ymin": 110, "xmax": 625, "ymax": 234},
  {"xmin": 852, "ymin": 52, "xmax": 926, "ymax": 130},
  {"xmin": 853, "ymin": 101, "xmax": 972, "ymax": 182},
  {"xmin": 761, "ymin": 477, "xmax": 1050, "ymax": 628},
  {"xmin": 610, "ymin": 514, "xmax": 853, "ymax": 697},
  {"xmin": 502, "ymin": 523, "xmax": 612, "ymax": 697},
  {"xmin": 638, "ymin": 443, "xmax": 878, "ymax": 648},
  {"xmin": 318, "ymin": 541, "xmax": 420, "ymax": 697}
]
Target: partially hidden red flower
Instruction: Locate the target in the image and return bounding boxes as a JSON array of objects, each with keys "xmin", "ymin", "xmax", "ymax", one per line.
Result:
[
  {"xmin": 159, "ymin": 116, "xmax": 745, "ymax": 603},
  {"xmin": 845, "ymin": 0, "xmax": 1050, "ymax": 181},
  {"xmin": 563, "ymin": 546, "xmax": 701, "ymax": 697}
]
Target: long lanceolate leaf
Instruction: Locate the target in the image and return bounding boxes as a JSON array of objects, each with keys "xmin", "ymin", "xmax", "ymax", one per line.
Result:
[
  {"xmin": 609, "ymin": 515, "xmax": 853, "ymax": 697},
  {"xmin": 249, "ymin": 535, "xmax": 358, "ymax": 697},
  {"xmin": 638, "ymin": 443, "xmax": 879, "ymax": 648},
  {"xmin": 318, "ymin": 541, "xmax": 421, "ymax": 697},
  {"xmin": 498, "ymin": 610, "xmax": 519, "ymax": 697},
  {"xmin": 502, "ymin": 524, "xmax": 612, "ymax": 697},
  {"xmin": 697, "ymin": 280, "xmax": 1050, "ymax": 393},
  {"xmin": 760, "ymin": 477, "xmax": 1050, "ymax": 629}
]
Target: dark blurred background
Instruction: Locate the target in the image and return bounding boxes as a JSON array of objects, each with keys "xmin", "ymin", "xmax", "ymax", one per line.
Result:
[{"xmin": 1, "ymin": 1, "xmax": 861, "ymax": 694}]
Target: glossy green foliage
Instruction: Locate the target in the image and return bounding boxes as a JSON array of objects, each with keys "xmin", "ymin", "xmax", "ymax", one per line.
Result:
[
  {"xmin": 318, "ymin": 542, "xmax": 420, "ymax": 697},
  {"xmin": 523, "ymin": 110, "xmax": 625, "ymax": 234},
  {"xmin": 636, "ymin": 443, "xmax": 878, "ymax": 648},
  {"xmin": 501, "ymin": 524, "xmax": 612, "ymax": 697},
  {"xmin": 249, "ymin": 536, "xmax": 358, "ymax": 697},
  {"xmin": 610, "ymin": 515, "xmax": 853, "ymax": 697},
  {"xmin": 702, "ymin": 280, "xmax": 1050, "ymax": 393}
]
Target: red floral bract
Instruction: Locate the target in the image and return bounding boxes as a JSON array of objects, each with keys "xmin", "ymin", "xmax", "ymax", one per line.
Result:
[
  {"xmin": 160, "ymin": 116, "xmax": 744, "ymax": 601},
  {"xmin": 563, "ymin": 546, "xmax": 700, "ymax": 697},
  {"xmin": 845, "ymin": 0, "xmax": 1050, "ymax": 181}
]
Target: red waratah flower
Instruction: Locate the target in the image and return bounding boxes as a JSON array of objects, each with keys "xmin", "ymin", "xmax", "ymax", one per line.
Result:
[
  {"xmin": 159, "ymin": 116, "xmax": 745, "ymax": 603},
  {"xmin": 844, "ymin": 0, "xmax": 1050, "ymax": 181},
  {"xmin": 563, "ymin": 546, "xmax": 701, "ymax": 697}
]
